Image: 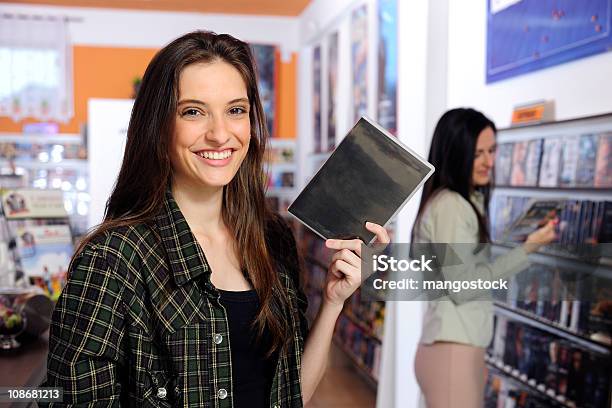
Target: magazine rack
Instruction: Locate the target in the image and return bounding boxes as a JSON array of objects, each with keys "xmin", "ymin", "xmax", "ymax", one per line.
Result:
[{"xmin": 0, "ymin": 188, "xmax": 75, "ymax": 302}]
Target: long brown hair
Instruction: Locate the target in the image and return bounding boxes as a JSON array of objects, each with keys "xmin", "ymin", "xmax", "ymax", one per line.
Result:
[
  {"xmin": 412, "ymin": 108, "xmax": 496, "ymax": 243},
  {"xmin": 78, "ymin": 31, "xmax": 291, "ymax": 353}
]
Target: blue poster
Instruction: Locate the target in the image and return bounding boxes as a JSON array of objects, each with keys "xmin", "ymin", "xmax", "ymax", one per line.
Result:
[
  {"xmin": 487, "ymin": 0, "xmax": 612, "ymax": 83},
  {"xmin": 377, "ymin": 0, "xmax": 398, "ymax": 135}
]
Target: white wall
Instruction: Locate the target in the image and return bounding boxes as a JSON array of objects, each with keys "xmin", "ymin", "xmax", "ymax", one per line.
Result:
[
  {"xmin": 447, "ymin": 0, "xmax": 612, "ymax": 128},
  {"xmin": 87, "ymin": 99, "xmax": 132, "ymax": 228},
  {"xmin": 0, "ymin": 3, "xmax": 300, "ymax": 57}
]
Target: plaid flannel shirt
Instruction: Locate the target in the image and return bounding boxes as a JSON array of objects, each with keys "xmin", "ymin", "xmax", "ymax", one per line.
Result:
[{"xmin": 42, "ymin": 191, "xmax": 309, "ymax": 407}]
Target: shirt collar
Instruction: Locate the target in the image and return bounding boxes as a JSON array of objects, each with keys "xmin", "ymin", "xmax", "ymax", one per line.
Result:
[
  {"xmin": 470, "ymin": 190, "xmax": 485, "ymax": 214},
  {"xmin": 154, "ymin": 190, "xmax": 211, "ymax": 287},
  {"xmin": 470, "ymin": 189, "xmax": 484, "ymax": 202}
]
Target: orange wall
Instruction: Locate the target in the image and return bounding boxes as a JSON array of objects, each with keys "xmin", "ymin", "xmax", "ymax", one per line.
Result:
[
  {"xmin": 0, "ymin": 45, "xmax": 297, "ymax": 139},
  {"xmin": 278, "ymin": 53, "xmax": 297, "ymax": 138}
]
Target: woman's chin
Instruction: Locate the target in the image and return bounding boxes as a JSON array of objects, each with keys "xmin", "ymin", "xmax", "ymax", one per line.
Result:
[{"xmin": 473, "ymin": 177, "xmax": 490, "ymax": 187}]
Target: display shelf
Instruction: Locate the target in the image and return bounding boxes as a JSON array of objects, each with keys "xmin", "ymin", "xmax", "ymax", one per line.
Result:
[
  {"xmin": 332, "ymin": 337, "xmax": 378, "ymax": 389},
  {"xmin": 494, "ymin": 185, "xmax": 612, "ymax": 199},
  {"xmin": 0, "ymin": 158, "xmax": 88, "ymax": 171},
  {"xmin": 493, "ymin": 302, "xmax": 610, "ymax": 355},
  {"xmin": 0, "ymin": 133, "xmax": 82, "ymax": 143},
  {"xmin": 491, "ymin": 241, "xmax": 612, "ymax": 269},
  {"xmin": 496, "ymin": 112, "xmax": 612, "ymax": 133},
  {"xmin": 300, "ymin": 225, "xmax": 385, "ymax": 390},
  {"xmin": 485, "ymin": 355, "xmax": 572, "ymax": 408},
  {"xmin": 343, "ymin": 309, "xmax": 383, "ymax": 344},
  {"xmin": 489, "ymin": 113, "xmax": 612, "ymax": 408}
]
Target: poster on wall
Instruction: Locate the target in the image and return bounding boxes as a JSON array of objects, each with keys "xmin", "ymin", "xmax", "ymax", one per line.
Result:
[
  {"xmin": 15, "ymin": 224, "xmax": 73, "ymax": 300},
  {"xmin": 351, "ymin": 4, "xmax": 369, "ymax": 124},
  {"xmin": 377, "ymin": 0, "xmax": 398, "ymax": 135},
  {"xmin": 313, "ymin": 45, "xmax": 322, "ymax": 153},
  {"xmin": 1, "ymin": 189, "xmax": 67, "ymax": 219},
  {"xmin": 250, "ymin": 44, "xmax": 278, "ymax": 137},
  {"xmin": 327, "ymin": 31, "xmax": 339, "ymax": 150},
  {"xmin": 487, "ymin": 0, "xmax": 612, "ymax": 83}
]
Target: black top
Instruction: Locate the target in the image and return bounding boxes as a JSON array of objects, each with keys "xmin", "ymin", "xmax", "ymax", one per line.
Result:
[{"xmin": 218, "ymin": 288, "xmax": 278, "ymax": 408}]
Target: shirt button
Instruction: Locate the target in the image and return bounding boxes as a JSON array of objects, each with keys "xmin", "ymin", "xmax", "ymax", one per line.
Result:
[
  {"xmin": 217, "ymin": 388, "xmax": 228, "ymax": 400},
  {"xmin": 157, "ymin": 387, "xmax": 167, "ymax": 399},
  {"xmin": 213, "ymin": 333, "xmax": 223, "ymax": 344}
]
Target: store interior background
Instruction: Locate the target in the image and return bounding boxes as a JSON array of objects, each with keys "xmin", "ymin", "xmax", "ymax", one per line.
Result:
[{"xmin": 1, "ymin": 0, "xmax": 611, "ymax": 407}]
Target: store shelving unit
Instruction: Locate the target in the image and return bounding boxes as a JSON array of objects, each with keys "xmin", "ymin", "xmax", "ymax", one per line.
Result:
[
  {"xmin": 0, "ymin": 133, "xmax": 90, "ymax": 239},
  {"xmin": 485, "ymin": 354, "xmax": 569, "ymax": 407},
  {"xmin": 494, "ymin": 303, "xmax": 610, "ymax": 356},
  {"xmin": 264, "ymin": 138, "xmax": 297, "ymax": 218},
  {"xmin": 486, "ymin": 113, "xmax": 612, "ymax": 407},
  {"xmin": 300, "ymin": 225, "xmax": 384, "ymax": 388}
]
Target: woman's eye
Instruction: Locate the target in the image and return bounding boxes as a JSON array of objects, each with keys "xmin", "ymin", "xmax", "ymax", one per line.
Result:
[
  {"xmin": 229, "ymin": 106, "xmax": 247, "ymax": 115},
  {"xmin": 182, "ymin": 108, "xmax": 202, "ymax": 117}
]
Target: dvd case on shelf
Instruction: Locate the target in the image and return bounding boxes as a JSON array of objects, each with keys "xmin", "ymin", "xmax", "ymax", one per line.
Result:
[
  {"xmin": 559, "ymin": 136, "xmax": 580, "ymax": 188},
  {"xmin": 575, "ymin": 134, "xmax": 599, "ymax": 187},
  {"xmin": 495, "ymin": 142, "xmax": 514, "ymax": 186},
  {"xmin": 594, "ymin": 132, "xmax": 612, "ymax": 188},
  {"xmin": 538, "ymin": 137, "xmax": 563, "ymax": 188}
]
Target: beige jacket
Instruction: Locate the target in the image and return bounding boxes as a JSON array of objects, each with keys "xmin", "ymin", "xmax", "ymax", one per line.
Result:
[{"xmin": 414, "ymin": 189, "xmax": 529, "ymax": 348}]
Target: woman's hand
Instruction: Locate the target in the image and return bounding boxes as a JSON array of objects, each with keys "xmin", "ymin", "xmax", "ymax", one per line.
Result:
[
  {"xmin": 523, "ymin": 218, "xmax": 558, "ymax": 254},
  {"xmin": 323, "ymin": 222, "xmax": 390, "ymax": 308}
]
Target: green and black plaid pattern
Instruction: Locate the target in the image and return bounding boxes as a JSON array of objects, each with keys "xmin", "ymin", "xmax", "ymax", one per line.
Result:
[{"xmin": 42, "ymin": 191, "xmax": 309, "ymax": 407}]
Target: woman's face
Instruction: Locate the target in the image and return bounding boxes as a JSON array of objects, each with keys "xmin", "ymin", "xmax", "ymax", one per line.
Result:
[
  {"xmin": 170, "ymin": 60, "xmax": 251, "ymax": 191},
  {"xmin": 472, "ymin": 126, "xmax": 496, "ymax": 187}
]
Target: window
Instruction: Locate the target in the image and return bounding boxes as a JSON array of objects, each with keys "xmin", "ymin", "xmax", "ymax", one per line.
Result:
[{"xmin": 0, "ymin": 15, "xmax": 73, "ymax": 122}]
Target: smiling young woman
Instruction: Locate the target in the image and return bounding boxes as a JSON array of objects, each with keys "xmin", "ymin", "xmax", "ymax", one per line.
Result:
[{"xmin": 41, "ymin": 31, "xmax": 389, "ymax": 408}]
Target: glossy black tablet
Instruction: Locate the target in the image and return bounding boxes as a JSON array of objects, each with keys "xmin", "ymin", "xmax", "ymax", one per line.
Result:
[{"xmin": 288, "ymin": 117, "xmax": 435, "ymax": 244}]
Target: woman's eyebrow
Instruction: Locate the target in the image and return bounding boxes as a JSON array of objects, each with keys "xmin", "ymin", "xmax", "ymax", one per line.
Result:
[
  {"xmin": 177, "ymin": 99, "xmax": 206, "ymax": 106},
  {"xmin": 227, "ymin": 97, "xmax": 249, "ymax": 105},
  {"xmin": 177, "ymin": 98, "xmax": 249, "ymax": 106}
]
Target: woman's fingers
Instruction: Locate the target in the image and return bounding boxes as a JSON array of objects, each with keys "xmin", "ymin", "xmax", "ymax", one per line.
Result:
[
  {"xmin": 325, "ymin": 238, "xmax": 362, "ymax": 256},
  {"xmin": 365, "ymin": 221, "xmax": 390, "ymax": 244},
  {"xmin": 329, "ymin": 259, "xmax": 359, "ymax": 282},
  {"xmin": 330, "ymin": 248, "xmax": 361, "ymax": 268}
]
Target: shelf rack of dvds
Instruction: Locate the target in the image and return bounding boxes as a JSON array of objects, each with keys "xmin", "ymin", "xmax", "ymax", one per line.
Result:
[
  {"xmin": 485, "ymin": 354, "xmax": 569, "ymax": 407},
  {"xmin": 487, "ymin": 113, "xmax": 612, "ymax": 408},
  {"xmin": 299, "ymin": 226, "xmax": 384, "ymax": 388}
]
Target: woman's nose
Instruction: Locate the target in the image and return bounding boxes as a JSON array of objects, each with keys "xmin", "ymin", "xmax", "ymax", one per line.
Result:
[{"xmin": 205, "ymin": 115, "xmax": 231, "ymax": 145}]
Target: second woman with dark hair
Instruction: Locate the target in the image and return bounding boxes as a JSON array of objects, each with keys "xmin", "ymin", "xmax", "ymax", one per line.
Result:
[
  {"xmin": 43, "ymin": 31, "xmax": 389, "ymax": 407},
  {"xmin": 412, "ymin": 108, "xmax": 556, "ymax": 407}
]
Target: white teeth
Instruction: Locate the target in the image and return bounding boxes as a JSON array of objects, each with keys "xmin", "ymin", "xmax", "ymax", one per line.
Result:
[{"xmin": 199, "ymin": 150, "xmax": 231, "ymax": 160}]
